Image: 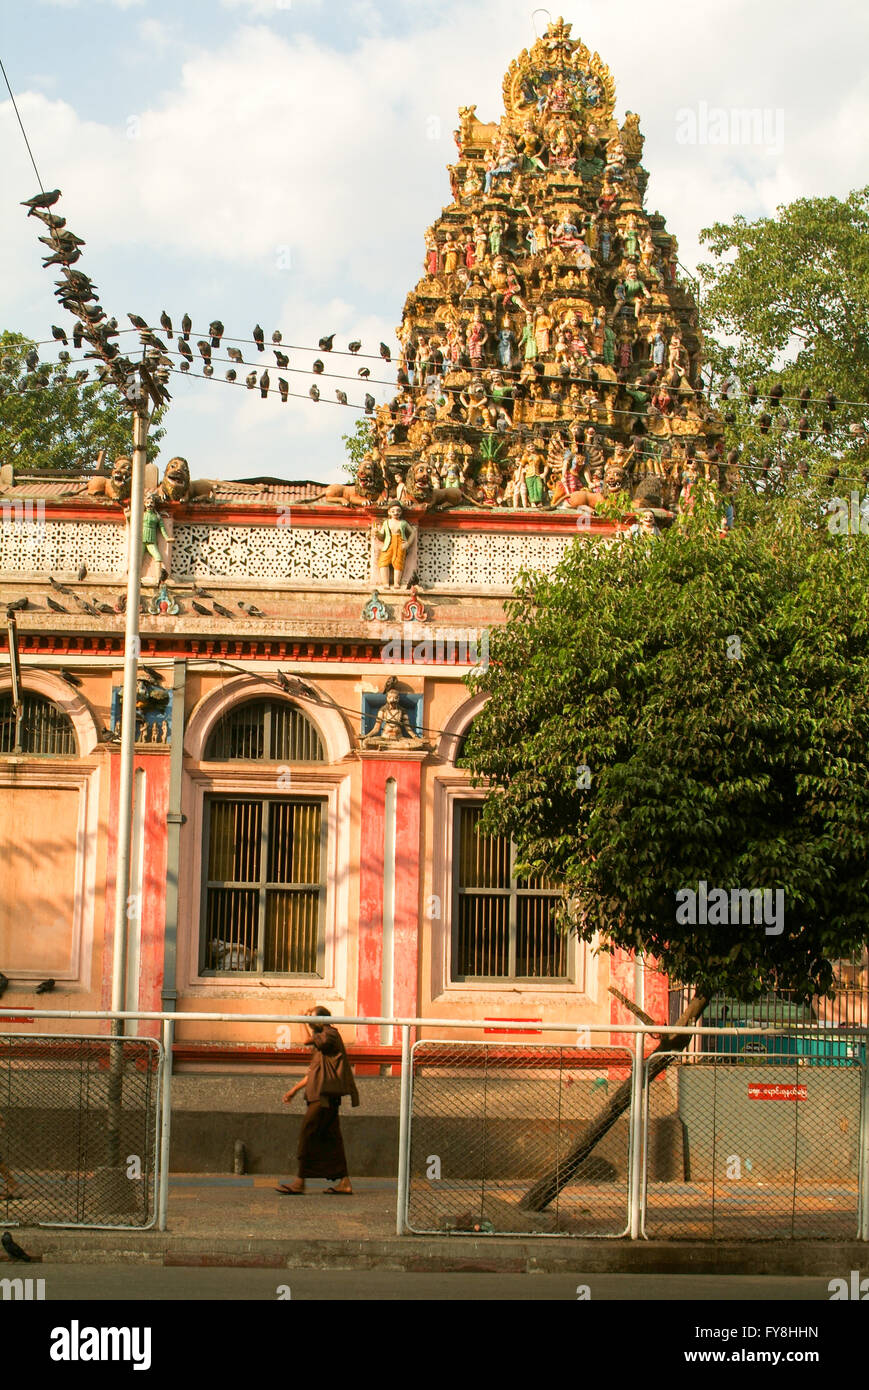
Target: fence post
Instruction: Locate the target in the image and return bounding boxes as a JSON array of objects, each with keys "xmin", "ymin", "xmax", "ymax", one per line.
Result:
[
  {"xmin": 860, "ymin": 1050, "xmax": 869, "ymax": 1241},
  {"xmin": 396, "ymin": 1024, "xmax": 411, "ymax": 1236},
  {"xmin": 158, "ymin": 1018, "xmax": 174, "ymax": 1232},
  {"xmin": 628, "ymin": 1029, "xmax": 645, "ymax": 1239}
]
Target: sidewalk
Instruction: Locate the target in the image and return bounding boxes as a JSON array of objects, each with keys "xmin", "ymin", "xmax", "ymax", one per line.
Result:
[{"xmin": 2, "ymin": 1176, "xmax": 865, "ymax": 1276}]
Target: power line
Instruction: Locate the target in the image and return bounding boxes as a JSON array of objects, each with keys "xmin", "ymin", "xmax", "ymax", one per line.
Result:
[{"xmin": 0, "ymin": 53, "xmax": 46, "ymax": 195}]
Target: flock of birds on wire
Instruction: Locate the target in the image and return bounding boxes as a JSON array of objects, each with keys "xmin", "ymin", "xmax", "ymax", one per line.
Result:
[{"xmin": 11, "ymin": 188, "xmax": 869, "ymax": 446}]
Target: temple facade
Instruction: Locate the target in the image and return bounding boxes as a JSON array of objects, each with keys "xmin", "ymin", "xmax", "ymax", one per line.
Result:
[{"xmin": 0, "ymin": 20, "xmax": 719, "ymax": 1066}]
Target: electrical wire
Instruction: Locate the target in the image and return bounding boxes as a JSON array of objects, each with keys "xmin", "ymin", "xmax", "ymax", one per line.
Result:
[{"xmin": 0, "ymin": 53, "xmax": 46, "ymax": 195}]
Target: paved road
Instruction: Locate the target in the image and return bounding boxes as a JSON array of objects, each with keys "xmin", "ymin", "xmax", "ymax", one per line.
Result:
[{"xmin": 13, "ymin": 1266, "xmax": 836, "ymax": 1300}]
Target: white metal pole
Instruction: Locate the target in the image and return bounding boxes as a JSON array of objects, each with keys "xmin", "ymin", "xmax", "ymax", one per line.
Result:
[
  {"xmin": 110, "ymin": 405, "xmax": 149, "ymax": 1032},
  {"xmin": 158, "ymin": 1017, "xmax": 174, "ymax": 1232},
  {"xmin": 628, "ymin": 1030, "xmax": 644, "ymax": 1239},
  {"xmin": 396, "ymin": 1024, "xmax": 412, "ymax": 1235}
]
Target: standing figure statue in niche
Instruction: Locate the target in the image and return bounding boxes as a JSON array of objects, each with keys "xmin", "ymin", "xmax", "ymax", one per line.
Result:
[
  {"xmin": 488, "ymin": 211, "xmax": 504, "ymax": 257},
  {"xmin": 141, "ymin": 492, "xmax": 170, "ymax": 583},
  {"xmin": 362, "ymin": 686, "xmax": 426, "ymax": 750},
  {"xmin": 497, "ymin": 317, "xmax": 516, "ymax": 369},
  {"xmin": 374, "ymin": 504, "xmax": 416, "ymax": 588},
  {"xmin": 520, "ymin": 310, "xmax": 538, "ymax": 360}
]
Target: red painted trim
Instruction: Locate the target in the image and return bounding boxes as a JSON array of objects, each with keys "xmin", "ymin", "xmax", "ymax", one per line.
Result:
[
  {"xmin": 357, "ymin": 760, "xmax": 385, "ymax": 1044},
  {"xmin": 171, "ymin": 1045, "xmax": 402, "ymax": 1066}
]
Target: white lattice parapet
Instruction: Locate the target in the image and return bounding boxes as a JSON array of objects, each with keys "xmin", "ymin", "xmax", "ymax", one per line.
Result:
[
  {"xmin": 0, "ymin": 517, "xmax": 128, "ymax": 576},
  {"xmin": 171, "ymin": 523, "xmax": 372, "ymax": 582},
  {"xmin": 418, "ymin": 529, "xmax": 576, "ymax": 588}
]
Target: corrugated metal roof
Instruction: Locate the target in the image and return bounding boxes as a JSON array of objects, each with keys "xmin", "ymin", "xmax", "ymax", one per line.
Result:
[{"xmin": 0, "ymin": 478, "xmax": 327, "ymax": 503}]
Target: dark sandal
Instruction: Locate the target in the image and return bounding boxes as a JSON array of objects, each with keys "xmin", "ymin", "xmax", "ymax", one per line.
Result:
[
  {"xmin": 323, "ymin": 1187, "xmax": 353, "ymax": 1195},
  {"xmin": 275, "ymin": 1184, "xmax": 305, "ymax": 1195}
]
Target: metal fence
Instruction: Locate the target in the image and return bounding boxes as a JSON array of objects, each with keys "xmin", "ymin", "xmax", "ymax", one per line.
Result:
[
  {"xmin": 0, "ymin": 1035, "xmax": 162, "ymax": 1229},
  {"xmin": 406, "ymin": 1041, "xmax": 633, "ymax": 1237}
]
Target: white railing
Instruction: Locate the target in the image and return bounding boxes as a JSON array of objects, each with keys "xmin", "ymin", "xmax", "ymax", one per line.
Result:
[{"xmin": 1, "ymin": 1008, "xmax": 867, "ymax": 1240}]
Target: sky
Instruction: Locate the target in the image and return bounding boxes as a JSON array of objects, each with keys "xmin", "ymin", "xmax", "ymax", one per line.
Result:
[{"xmin": 1, "ymin": 0, "xmax": 867, "ymax": 483}]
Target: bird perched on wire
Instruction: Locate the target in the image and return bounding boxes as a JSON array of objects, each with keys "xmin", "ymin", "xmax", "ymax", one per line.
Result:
[
  {"xmin": 276, "ymin": 671, "xmax": 315, "ymax": 698},
  {"xmin": 36, "ymin": 978, "xmax": 55, "ymax": 994},
  {"xmin": 42, "ymin": 246, "xmax": 82, "ymax": 267},
  {"xmin": 212, "ymin": 600, "xmax": 232, "ymax": 618},
  {"xmin": 826, "ymin": 390, "xmax": 837, "ymax": 412},
  {"xmin": 29, "ymin": 207, "xmax": 66, "ymax": 229},
  {"xmin": 312, "ymin": 359, "xmax": 324, "ymax": 375},
  {"xmin": 227, "ymin": 347, "xmax": 244, "ymax": 364},
  {"xmin": 197, "ymin": 340, "xmax": 212, "ymax": 364},
  {"xmin": 769, "ymin": 383, "xmax": 784, "ymax": 409},
  {"xmin": 180, "ymin": 361, "xmax": 190, "ymax": 374},
  {"xmin": 160, "ymin": 311, "xmax": 173, "ymax": 338},
  {"xmin": 319, "ymin": 334, "xmax": 335, "ymax": 352},
  {"xmin": 209, "ymin": 321, "xmax": 224, "ymax": 349},
  {"xmin": 226, "ymin": 369, "xmax": 237, "ymax": 383},
  {"xmin": 278, "ymin": 377, "xmax": 289, "ymax": 403},
  {"xmin": 1, "ymin": 1232, "xmax": 31, "ymax": 1263},
  {"xmin": 260, "ymin": 370, "xmax": 270, "ymax": 399},
  {"xmin": 364, "ymin": 393, "xmax": 375, "ymax": 414},
  {"xmin": 253, "ymin": 325, "xmax": 265, "ymax": 352},
  {"xmin": 336, "ymin": 389, "xmax": 348, "ymax": 405},
  {"xmin": 21, "ymin": 188, "xmax": 61, "ymax": 213},
  {"xmin": 358, "ymin": 367, "xmax": 371, "ymax": 380},
  {"xmin": 47, "ymin": 596, "xmax": 68, "ymax": 613},
  {"xmin": 379, "ymin": 342, "xmax": 391, "ymax": 362},
  {"xmin": 128, "ymin": 312, "xmax": 149, "ymax": 331},
  {"xmin": 178, "ymin": 340, "xmax": 193, "ymax": 363},
  {"xmin": 274, "ymin": 350, "xmax": 289, "ymax": 368},
  {"xmin": 72, "ymin": 322, "xmax": 84, "ymax": 349},
  {"xmin": 309, "ymin": 384, "xmax": 320, "ymax": 402},
  {"xmin": 348, "ymin": 340, "xmax": 361, "ymax": 354},
  {"xmin": 59, "ymin": 668, "xmax": 83, "ymax": 686},
  {"xmin": 181, "ymin": 313, "xmax": 192, "ymax": 341},
  {"xmin": 203, "ymin": 363, "xmax": 214, "ymax": 378},
  {"xmin": 238, "ymin": 600, "xmax": 265, "ymax": 618},
  {"xmin": 25, "ymin": 349, "xmax": 39, "ymax": 371},
  {"xmin": 191, "ymin": 600, "xmax": 212, "ymax": 616},
  {"xmin": 51, "ymin": 324, "xmax": 68, "ymax": 345},
  {"xmin": 246, "ymin": 371, "xmax": 257, "ymax": 390},
  {"xmin": 747, "ymin": 384, "xmax": 758, "ymax": 407},
  {"xmin": 272, "ymin": 329, "xmax": 282, "ymax": 345}
]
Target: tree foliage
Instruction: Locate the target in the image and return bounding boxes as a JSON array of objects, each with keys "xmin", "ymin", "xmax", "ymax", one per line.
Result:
[
  {"xmin": 0, "ymin": 331, "xmax": 164, "ymax": 474},
  {"xmin": 463, "ymin": 493, "xmax": 869, "ymax": 1001},
  {"xmin": 341, "ymin": 417, "xmax": 375, "ymax": 482}
]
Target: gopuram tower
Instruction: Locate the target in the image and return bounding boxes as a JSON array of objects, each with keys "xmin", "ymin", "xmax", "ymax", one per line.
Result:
[{"xmin": 371, "ymin": 17, "xmax": 724, "ymax": 516}]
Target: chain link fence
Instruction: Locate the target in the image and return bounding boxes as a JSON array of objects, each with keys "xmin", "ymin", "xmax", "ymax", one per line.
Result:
[
  {"xmin": 406, "ymin": 1041, "xmax": 634, "ymax": 1236},
  {"xmin": 641, "ymin": 1051, "xmax": 864, "ymax": 1240},
  {"xmin": 0, "ymin": 1035, "xmax": 162, "ymax": 1229}
]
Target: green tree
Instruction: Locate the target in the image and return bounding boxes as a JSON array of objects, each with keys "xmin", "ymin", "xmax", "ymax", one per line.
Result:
[
  {"xmin": 341, "ymin": 417, "xmax": 375, "ymax": 481},
  {"xmin": 0, "ymin": 331, "xmax": 164, "ymax": 474},
  {"xmin": 698, "ymin": 189, "xmax": 869, "ymax": 492},
  {"xmin": 463, "ymin": 493, "xmax": 869, "ymax": 1208}
]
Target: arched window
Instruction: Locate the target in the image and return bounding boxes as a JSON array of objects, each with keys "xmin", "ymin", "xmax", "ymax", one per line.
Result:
[
  {"xmin": 204, "ymin": 699, "xmax": 325, "ymax": 763},
  {"xmin": 0, "ymin": 692, "xmax": 77, "ymax": 756}
]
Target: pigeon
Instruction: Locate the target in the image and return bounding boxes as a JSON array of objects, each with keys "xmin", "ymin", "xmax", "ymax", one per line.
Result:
[
  {"xmin": 758, "ymin": 412, "xmax": 772, "ymax": 435},
  {"xmin": 260, "ymin": 370, "xmax": 270, "ymax": 398},
  {"xmin": 226, "ymin": 369, "xmax": 237, "ymax": 383},
  {"xmin": 312, "ymin": 359, "xmax": 324, "ymax": 375},
  {"xmin": 212, "ymin": 600, "xmax": 232, "ymax": 618},
  {"xmin": 769, "ymin": 382, "xmax": 784, "ymax": 408},
  {"xmin": 47, "ymin": 596, "xmax": 68, "ymax": 613},
  {"xmin": 238, "ymin": 600, "xmax": 264, "ymax": 618},
  {"xmin": 59, "ymin": 668, "xmax": 82, "ymax": 686},
  {"xmin": 92, "ymin": 599, "xmax": 115, "ymax": 615},
  {"xmin": 181, "ymin": 313, "xmax": 192, "ymax": 341},
  {"xmin": 51, "ymin": 325, "xmax": 68, "ymax": 345},
  {"xmin": 747, "ymin": 384, "xmax": 758, "ymax": 407},
  {"xmin": 309, "ymin": 384, "xmax": 320, "ymax": 402},
  {"xmin": 36, "ymin": 978, "xmax": 55, "ymax": 994},
  {"xmin": 26, "ymin": 349, "xmax": 39, "ymax": 371},
  {"xmin": 197, "ymin": 340, "xmax": 212, "ymax": 363},
  {"xmin": 253, "ymin": 325, "xmax": 265, "ymax": 352},
  {"xmin": 49, "ymin": 575, "xmax": 71, "ymax": 594},
  {"xmin": 379, "ymin": 342, "xmax": 391, "ymax": 361},
  {"xmin": 192, "ymin": 585, "xmax": 211, "ymax": 597},
  {"xmin": 180, "ymin": 361, "xmax": 190, "ymax": 374},
  {"xmin": 6, "ymin": 597, "xmax": 28, "ymax": 612},
  {"xmin": 141, "ymin": 666, "xmax": 163, "ymax": 683},
  {"xmin": 115, "ymin": 594, "xmax": 127, "ymax": 613},
  {"xmin": 799, "ymin": 385, "xmax": 812, "ymax": 405},
  {"xmin": 209, "ymin": 321, "xmax": 224, "ymax": 349},
  {"xmin": 29, "ymin": 208, "xmax": 66, "ymax": 229},
  {"xmin": 319, "ymin": 334, "xmax": 335, "ymax": 352},
  {"xmin": 358, "ymin": 367, "xmax": 371, "ymax": 379},
  {"xmin": 58, "ymin": 350, "xmax": 70, "ymax": 364},
  {"xmin": 77, "ymin": 563, "xmax": 87, "ymax": 581},
  {"xmin": 21, "ymin": 188, "xmax": 61, "ymax": 213},
  {"xmin": 272, "ymin": 330, "xmax": 282, "ymax": 345},
  {"xmin": 227, "ymin": 347, "xmax": 244, "ymax": 364},
  {"xmin": 128, "ymin": 313, "xmax": 149, "ymax": 330},
  {"xmin": 798, "ymin": 415, "xmax": 810, "ymax": 440},
  {"xmin": 278, "ymin": 377, "xmax": 289, "ymax": 402},
  {"xmin": 191, "ymin": 600, "xmax": 211, "ymax": 615},
  {"xmin": 274, "ymin": 351, "xmax": 289, "ymax": 368},
  {"xmin": 246, "ymin": 371, "xmax": 257, "ymax": 390},
  {"xmin": 178, "ymin": 340, "xmax": 193, "ymax": 363},
  {"xmin": 826, "ymin": 389, "xmax": 837, "ymax": 412},
  {"xmin": 42, "ymin": 247, "xmax": 81, "ymax": 267},
  {"xmin": 348, "ymin": 340, "xmax": 361, "ymax": 354},
  {"xmin": 336, "ymin": 389, "xmax": 348, "ymax": 405},
  {"xmin": 142, "ymin": 333, "xmax": 167, "ymax": 352},
  {"xmin": 364, "ymin": 393, "xmax": 375, "ymax": 414},
  {"xmin": 0, "ymin": 973, "xmax": 8, "ymax": 998},
  {"xmin": 1, "ymin": 1232, "xmax": 31, "ymax": 1262},
  {"xmin": 160, "ymin": 311, "xmax": 173, "ymax": 338},
  {"xmin": 203, "ymin": 363, "xmax": 214, "ymax": 378}
]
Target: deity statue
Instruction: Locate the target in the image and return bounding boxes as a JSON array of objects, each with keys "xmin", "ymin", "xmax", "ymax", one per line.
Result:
[
  {"xmin": 373, "ymin": 504, "xmax": 416, "ymax": 588},
  {"xmin": 141, "ymin": 492, "xmax": 170, "ymax": 583},
  {"xmin": 497, "ymin": 316, "xmax": 516, "ymax": 369},
  {"xmin": 466, "ymin": 306, "xmax": 489, "ymax": 368},
  {"xmin": 361, "ymin": 686, "xmax": 427, "ymax": 751},
  {"xmin": 520, "ymin": 310, "xmax": 538, "ymax": 360}
]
